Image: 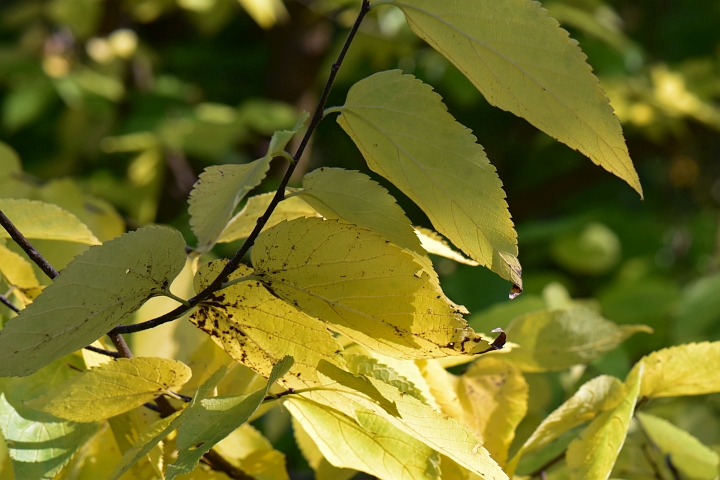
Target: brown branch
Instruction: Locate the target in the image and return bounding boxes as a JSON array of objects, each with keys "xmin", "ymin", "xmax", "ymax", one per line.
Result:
[
  {"xmin": 83, "ymin": 345, "xmax": 120, "ymax": 358},
  {"xmin": 0, "ymin": 293, "xmax": 20, "ymax": 313},
  {"xmin": 0, "ymin": 209, "xmax": 59, "ymax": 279}
]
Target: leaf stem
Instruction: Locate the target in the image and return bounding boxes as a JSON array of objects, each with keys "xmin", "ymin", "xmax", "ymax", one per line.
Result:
[
  {"xmin": 0, "ymin": 293, "xmax": 19, "ymax": 313},
  {"xmin": 323, "ymin": 106, "xmax": 343, "ymax": 116},
  {"xmin": 0, "ymin": 208, "xmax": 59, "ymax": 279},
  {"xmin": 108, "ymin": 0, "xmax": 372, "ymax": 336},
  {"xmin": 219, "ymin": 274, "xmax": 258, "ymax": 290},
  {"xmin": 163, "ymin": 290, "xmax": 192, "ymax": 307}
]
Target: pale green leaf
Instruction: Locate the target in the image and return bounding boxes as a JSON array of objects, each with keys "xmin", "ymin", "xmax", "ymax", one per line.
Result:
[
  {"xmin": 26, "ymin": 357, "xmax": 192, "ymax": 422},
  {"xmin": 636, "ymin": 412, "xmax": 720, "ymax": 480},
  {"xmin": 0, "ymin": 226, "xmax": 187, "ymax": 377},
  {"xmin": 0, "ymin": 141, "xmax": 21, "ymax": 177},
  {"xmin": 292, "ymin": 416, "xmax": 357, "ymax": 480},
  {"xmin": 0, "ymin": 199, "xmax": 99, "ymax": 245},
  {"xmin": 674, "ymin": 273, "xmax": 720, "ymax": 342},
  {"xmin": 252, "ymin": 217, "xmax": 493, "ymax": 359},
  {"xmin": 414, "ymin": 228, "xmax": 478, "ymax": 266},
  {"xmin": 566, "ymin": 366, "xmax": 643, "ymax": 480},
  {"xmin": 633, "ymin": 341, "xmax": 720, "ymax": 399},
  {"xmin": 336, "ymin": 71, "xmax": 520, "ymax": 286},
  {"xmin": 166, "ymin": 357, "xmax": 293, "ymax": 479},
  {"xmin": 346, "ymin": 354, "xmax": 426, "ymax": 403},
  {"xmin": 299, "ymin": 167, "xmax": 421, "ymax": 252},
  {"xmin": 286, "ymin": 397, "xmax": 440, "ymax": 480},
  {"xmin": 214, "ymin": 423, "xmax": 290, "ymax": 480},
  {"xmin": 386, "ymin": 0, "xmax": 642, "ymax": 195},
  {"xmin": 503, "ymin": 307, "xmax": 652, "ymax": 372},
  {"xmin": 217, "ymin": 192, "xmax": 319, "ymax": 244},
  {"xmin": 0, "ymin": 245, "xmax": 38, "ymax": 289}
]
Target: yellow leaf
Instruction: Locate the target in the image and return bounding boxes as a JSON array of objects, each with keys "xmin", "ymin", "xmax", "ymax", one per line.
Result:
[
  {"xmin": 0, "ymin": 199, "xmax": 100, "ymax": 245},
  {"xmin": 415, "ymin": 228, "xmax": 479, "ymax": 266},
  {"xmin": 217, "ymin": 192, "xmax": 319, "ymax": 244},
  {"xmin": 0, "ymin": 226, "xmax": 187, "ymax": 377},
  {"xmin": 300, "ymin": 167, "xmax": 422, "ymax": 252},
  {"xmin": 386, "ymin": 0, "xmax": 642, "ymax": 196},
  {"xmin": 292, "ymin": 416, "xmax": 357, "ymax": 480},
  {"xmin": 108, "ymin": 407, "xmax": 165, "ymax": 479},
  {"xmin": 633, "ymin": 341, "xmax": 720, "ymax": 398},
  {"xmin": 286, "ymin": 397, "xmax": 441, "ymax": 480},
  {"xmin": 26, "ymin": 357, "xmax": 192, "ymax": 422},
  {"xmin": 0, "ymin": 244, "xmax": 38, "ymax": 289},
  {"xmin": 215, "ymin": 424, "xmax": 290, "ymax": 480},
  {"xmin": 190, "ymin": 261, "xmax": 343, "ymax": 389},
  {"xmin": 346, "ymin": 354, "xmax": 427, "ymax": 403},
  {"xmin": 237, "ymin": 0, "xmax": 288, "ymax": 29},
  {"xmin": 566, "ymin": 366, "xmax": 643, "ymax": 480},
  {"xmin": 336, "ymin": 71, "xmax": 520, "ymax": 286},
  {"xmin": 503, "ymin": 307, "xmax": 652, "ymax": 372},
  {"xmin": 252, "ymin": 217, "xmax": 493, "ymax": 359}
]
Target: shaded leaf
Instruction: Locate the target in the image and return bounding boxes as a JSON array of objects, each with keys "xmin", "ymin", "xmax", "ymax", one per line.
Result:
[
  {"xmin": 214, "ymin": 424, "xmax": 290, "ymax": 480},
  {"xmin": 336, "ymin": 71, "xmax": 519, "ymax": 286},
  {"xmin": 0, "ymin": 199, "xmax": 99, "ymax": 245},
  {"xmin": 414, "ymin": 228, "xmax": 478, "ymax": 266},
  {"xmin": 317, "ymin": 360, "xmax": 399, "ymax": 416},
  {"xmin": 346, "ymin": 353, "xmax": 426, "ymax": 403}
]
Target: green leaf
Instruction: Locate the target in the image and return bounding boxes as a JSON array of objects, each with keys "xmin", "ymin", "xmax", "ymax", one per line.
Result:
[
  {"xmin": 335, "ymin": 71, "xmax": 520, "ymax": 287},
  {"xmin": 299, "ymin": 167, "xmax": 422, "ymax": 252},
  {"xmin": 0, "ymin": 226, "xmax": 187, "ymax": 377},
  {"xmin": 165, "ymin": 357, "xmax": 293, "ymax": 479},
  {"xmin": 386, "ymin": 0, "xmax": 642, "ymax": 196},
  {"xmin": 0, "ymin": 199, "xmax": 100, "ymax": 245},
  {"xmin": 286, "ymin": 397, "xmax": 440, "ymax": 480},
  {"xmin": 414, "ymin": 228, "xmax": 478, "ymax": 266},
  {"xmin": 635, "ymin": 412, "xmax": 720, "ymax": 480},
  {"xmin": 675, "ymin": 273, "xmax": 720, "ymax": 342},
  {"xmin": 26, "ymin": 357, "xmax": 192, "ymax": 422},
  {"xmin": 566, "ymin": 366, "xmax": 643, "ymax": 480},
  {"xmin": 633, "ymin": 341, "xmax": 720, "ymax": 398},
  {"xmin": 252, "ymin": 217, "xmax": 493, "ymax": 359},
  {"xmin": 190, "ymin": 260, "xmax": 344, "ymax": 389},
  {"xmin": 551, "ymin": 222, "xmax": 622, "ymax": 275},
  {"xmin": 0, "ymin": 141, "xmax": 20, "ymax": 176},
  {"xmin": 292, "ymin": 416, "xmax": 357, "ymax": 480},
  {"xmin": 502, "ymin": 307, "xmax": 652, "ymax": 372},
  {"xmin": 217, "ymin": 192, "xmax": 318, "ymax": 244},
  {"xmin": 346, "ymin": 353, "xmax": 427, "ymax": 403}
]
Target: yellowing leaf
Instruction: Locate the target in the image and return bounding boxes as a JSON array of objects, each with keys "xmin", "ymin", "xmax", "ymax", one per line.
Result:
[
  {"xmin": 214, "ymin": 424, "xmax": 290, "ymax": 480},
  {"xmin": 0, "ymin": 245, "xmax": 38, "ymax": 289},
  {"xmin": 387, "ymin": 0, "xmax": 642, "ymax": 196},
  {"xmin": 566, "ymin": 366, "xmax": 643, "ymax": 480},
  {"xmin": 503, "ymin": 307, "xmax": 652, "ymax": 372},
  {"xmin": 252, "ymin": 217, "xmax": 493, "ymax": 359},
  {"xmin": 26, "ymin": 357, "xmax": 192, "ymax": 422},
  {"xmin": 346, "ymin": 354, "xmax": 426, "ymax": 403},
  {"xmin": 300, "ymin": 167, "xmax": 422, "ymax": 252},
  {"xmin": 190, "ymin": 260, "xmax": 343, "ymax": 389},
  {"xmin": 0, "ymin": 199, "xmax": 100, "ymax": 245},
  {"xmin": 292, "ymin": 416, "xmax": 357, "ymax": 480},
  {"xmin": 0, "ymin": 226, "xmax": 187, "ymax": 377},
  {"xmin": 336, "ymin": 71, "xmax": 520, "ymax": 286},
  {"xmin": 217, "ymin": 192, "xmax": 319, "ymax": 244},
  {"xmin": 633, "ymin": 341, "xmax": 720, "ymax": 398},
  {"xmin": 286, "ymin": 397, "xmax": 440, "ymax": 480},
  {"xmin": 317, "ymin": 360, "xmax": 399, "ymax": 416},
  {"xmin": 237, "ymin": 0, "xmax": 288, "ymax": 29},
  {"xmin": 415, "ymin": 228, "xmax": 479, "ymax": 266}
]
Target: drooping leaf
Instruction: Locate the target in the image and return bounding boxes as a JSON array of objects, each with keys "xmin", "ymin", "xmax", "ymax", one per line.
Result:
[
  {"xmin": 26, "ymin": 357, "xmax": 192, "ymax": 422},
  {"xmin": 0, "ymin": 199, "xmax": 100, "ymax": 245},
  {"xmin": 346, "ymin": 353, "xmax": 426, "ymax": 403},
  {"xmin": 336, "ymin": 71, "xmax": 520, "ymax": 286},
  {"xmin": 252, "ymin": 217, "xmax": 493, "ymax": 359},
  {"xmin": 633, "ymin": 341, "xmax": 720, "ymax": 398},
  {"xmin": 0, "ymin": 226, "xmax": 187, "ymax": 377},
  {"xmin": 214, "ymin": 423, "xmax": 291, "ymax": 480},
  {"xmin": 386, "ymin": 0, "xmax": 642, "ymax": 196},
  {"xmin": 218, "ymin": 192, "xmax": 319, "ymax": 244},
  {"xmin": 414, "ymin": 228, "xmax": 478, "ymax": 266},
  {"xmin": 165, "ymin": 357, "xmax": 293, "ymax": 479},
  {"xmin": 189, "ymin": 113, "xmax": 308, "ymax": 252},
  {"xmin": 286, "ymin": 397, "xmax": 440, "ymax": 480},
  {"xmin": 566, "ymin": 366, "xmax": 643, "ymax": 480},
  {"xmin": 292, "ymin": 416, "xmax": 357, "ymax": 480},
  {"xmin": 299, "ymin": 167, "xmax": 422, "ymax": 252},
  {"xmin": 502, "ymin": 307, "xmax": 652, "ymax": 372},
  {"xmin": 0, "ymin": 244, "xmax": 38, "ymax": 289}
]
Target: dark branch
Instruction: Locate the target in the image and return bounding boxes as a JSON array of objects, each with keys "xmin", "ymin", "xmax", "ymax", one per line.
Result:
[
  {"xmin": 0, "ymin": 293, "xmax": 20, "ymax": 313},
  {"xmin": 109, "ymin": 0, "xmax": 372, "ymax": 336},
  {"xmin": 84, "ymin": 345, "xmax": 120, "ymax": 358},
  {"xmin": 109, "ymin": 332, "xmax": 134, "ymax": 359},
  {"xmin": 0, "ymin": 209, "xmax": 59, "ymax": 279},
  {"xmin": 530, "ymin": 450, "xmax": 566, "ymax": 478}
]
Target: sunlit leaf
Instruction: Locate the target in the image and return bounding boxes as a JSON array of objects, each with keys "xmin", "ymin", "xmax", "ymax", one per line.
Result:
[
  {"xmin": 0, "ymin": 226, "xmax": 187, "ymax": 377},
  {"xmin": 0, "ymin": 199, "xmax": 99, "ymax": 245},
  {"xmin": 414, "ymin": 228, "xmax": 478, "ymax": 266},
  {"xmin": 0, "ymin": 245, "xmax": 38, "ymax": 289},
  {"xmin": 566, "ymin": 366, "xmax": 643, "ymax": 480},
  {"xmin": 252, "ymin": 217, "xmax": 493, "ymax": 359},
  {"xmin": 386, "ymin": 0, "xmax": 642, "ymax": 196},
  {"xmin": 346, "ymin": 353, "xmax": 426, "ymax": 403},
  {"xmin": 292, "ymin": 416, "xmax": 357, "ymax": 480},
  {"xmin": 336, "ymin": 71, "xmax": 520, "ymax": 286},
  {"xmin": 27, "ymin": 357, "xmax": 192, "ymax": 422},
  {"xmin": 503, "ymin": 307, "xmax": 652, "ymax": 372},
  {"xmin": 237, "ymin": 0, "xmax": 289, "ymax": 29}
]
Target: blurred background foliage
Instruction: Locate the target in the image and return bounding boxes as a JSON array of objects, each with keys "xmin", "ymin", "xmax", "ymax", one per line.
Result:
[{"xmin": 0, "ymin": 0, "xmax": 719, "ymax": 477}]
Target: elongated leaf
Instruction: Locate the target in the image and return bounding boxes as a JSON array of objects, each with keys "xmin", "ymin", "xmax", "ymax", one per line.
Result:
[
  {"xmin": 387, "ymin": 0, "xmax": 642, "ymax": 195},
  {"xmin": 503, "ymin": 307, "xmax": 652, "ymax": 372},
  {"xmin": 0, "ymin": 245, "xmax": 38, "ymax": 289},
  {"xmin": 0, "ymin": 199, "xmax": 99, "ymax": 245},
  {"xmin": 336, "ymin": 71, "xmax": 520, "ymax": 286},
  {"xmin": 346, "ymin": 354, "xmax": 426, "ymax": 403},
  {"xmin": 566, "ymin": 366, "xmax": 643, "ymax": 480},
  {"xmin": 166, "ymin": 357, "xmax": 293, "ymax": 479},
  {"xmin": 415, "ymin": 228, "xmax": 478, "ymax": 266},
  {"xmin": 0, "ymin": 226, "xmax": 187, "ymax": 377},
  {"xmin": 286, "ymin": 397, "xmax": 440, "ymax": 480},
  {"xmin": 27, "ymin": 358, "xmax": 192, "ymax": 422},
  {"xmin": 189, "ymin": 113, "xmax": 308, "ymax": 252},
  {"xmin": 218, "ymin": 192, "xmax": 318, "ymax": 244},
  {"xmin": 252, "ymin": 217, "xmax": 493, "ymax": 359},
  {"xmin": 292, "ymin": 416, "xmax": 357, "ymax": 480},
  {"xmin": 633, "ymin": 341, "xmax": 720, "ymax": 398},
  {"xmin": 300, "ymin": 167, "xmax": 421, "ymax": 252},
  {"xmin": 190, "ymin": 260, "xmax": 343, "ymax": 389}
]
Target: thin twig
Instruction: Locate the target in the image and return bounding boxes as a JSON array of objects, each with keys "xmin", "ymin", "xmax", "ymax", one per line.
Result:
[
  {"xmin": 83, "ymin": 345, "xmax": 120, "ymax": 358},
  {"xmin": 0, "ymin": 209, "xmax": 59, "ymax": 279},
  {"xmin": 0, "ymin": 293, "xmax": 19, "ymax": 313},
  {"xmin": 109, "ymin": 0, "xmax": 372, "ymax": 336},
  {"xmin": 109, "ymin": 332, "xmax": 133, "ymax": 358},
  {"xmin": 202, "ymin": 450, "xmax": 255, "ymax": 480}
]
